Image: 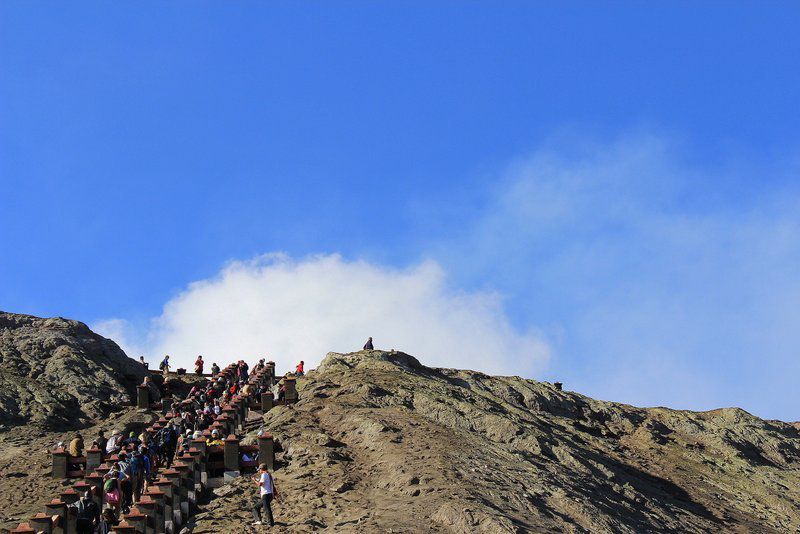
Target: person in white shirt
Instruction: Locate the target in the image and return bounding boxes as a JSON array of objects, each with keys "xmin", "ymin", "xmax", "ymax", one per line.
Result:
[
  {"xmin": 105, "ymin": 430, "xmax": 123, "ymax": 455},
  {"xmin": 251, "ymin": 463, "xmax": 277, "ymax": 526}
]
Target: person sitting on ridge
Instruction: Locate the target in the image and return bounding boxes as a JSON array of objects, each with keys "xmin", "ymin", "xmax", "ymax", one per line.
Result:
[
  {"xmin": 295, "ymin": 360, "xmax": 304, "ymax": 376},
  {"xmin": 69, "ymin": 433, "xmax": 84, "ymax": 457},
  {"xmin": 159, "ymin": 355, "xmax": 171, "ymax": 374},
  {"xmin": 143, "ymin": 375, "xmax": 161, "ymax": 402},
  {"xmin": 364, "ymin": 336, "xmax": 374, "ymax": 350},
  {"xmin": 207, "ymin": 429, "xmax": 225, "ymax": 447},
  {"xmin": 195, "ymin": 355, "xmax": 204, "ymax": 375},
  {"xmin": 106, "ymin": 429, "xmax": 123, "ymax": 455},
  {"xmin": 211, "ymin": 362, "xmax": 220, "ymax": 376},
  {"xmin": 139, "ymin": 356, "xmax": 147, "ymax": 367}
]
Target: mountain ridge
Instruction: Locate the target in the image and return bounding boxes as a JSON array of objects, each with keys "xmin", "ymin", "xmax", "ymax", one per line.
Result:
[{"xmin": 185, "ymin": 349, "xmax": 800, "ymax": 533}]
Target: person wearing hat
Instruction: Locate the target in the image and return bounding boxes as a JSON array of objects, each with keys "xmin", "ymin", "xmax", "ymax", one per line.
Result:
[
  {"xmin": 207, "ymin": 429, "xmax": 224, "ymax": 447},
  {"xmin": 123, "ymin": 431, "xmax": 141, "ymax": 450},
  {"xmin": 251, "ymin": 463, "xmax": 277, "ymax": 526}
]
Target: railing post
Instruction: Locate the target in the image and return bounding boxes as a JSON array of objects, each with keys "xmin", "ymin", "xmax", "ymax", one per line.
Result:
[
  {"xmin": 152, "ymin": 478, "xmax": 177, "ymax": 533},
  {"xmin": 85, "ymin": 446, "xmax": 103, "ymax": 472},
  {"xmin": 191, "ymin": 439, "xmax": 208, "ymax": 486},
  {"xmin": 162, "ymin": 396, "xmax": 173, "ymax": 415},
  {"xmin": 284, "ymin": 376, "xmax": 298, "ymax": 403},
  {"xmin": 52, "ymin": 448, "xmax": 69, "ymax": 478},
  {"xmin": 137, "ymin": 385, "xmax": 150, "ymax": 410},
  {"xmin": 123, "ymin": 507, "xmax": 147, "ymax": 533},
  {"xmin": 258, "ymin": 433, "xmax": 274, "ymax": 471},
  {"xmin": 29, "ymin": 513, "xmax": 52, "ymax": 534},
  {"xmin": 137, "ymin": 496, "xmax": 157, "ymax": 534},
  {"xmin": 111, "ymin": 521, "xmax": 138, "ymax": 534},
  {"xmin": 162, "ymin": 469, "xmax": 185, "ymax": 526},
  {"xmin": 44, "ymin": 499, "xmax": 67, "ymax": 534},
  {"xmin": 223, "ymin": 435, "xmax": 239, "ymax": 473},
  {"xmin": 261, "ymin": 391, "xmax": 274, "ymax": 412},
  {"xmin": 145, "ymin": 486, "xmax": 166, "ymax": 534}
]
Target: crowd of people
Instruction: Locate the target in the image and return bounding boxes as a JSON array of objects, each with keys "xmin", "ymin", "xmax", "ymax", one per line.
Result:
[{"xmin": 64, "ymin": 338, "xmax": 375, "ymax": 532}]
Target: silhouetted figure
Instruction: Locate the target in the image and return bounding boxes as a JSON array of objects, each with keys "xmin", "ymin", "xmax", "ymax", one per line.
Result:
[{"xmin": 363, "ymin": 337, "xmax": 373, "ymax": 350}]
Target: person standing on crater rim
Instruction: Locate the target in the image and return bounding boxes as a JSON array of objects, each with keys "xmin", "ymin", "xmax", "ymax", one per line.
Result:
[
  {"xmin": 363, "ymin": 336, "xmax": 374, "ymax": 350},
  {"xmin": 195, "ymin": 355, "xmax": 204, "ymax": 375}
]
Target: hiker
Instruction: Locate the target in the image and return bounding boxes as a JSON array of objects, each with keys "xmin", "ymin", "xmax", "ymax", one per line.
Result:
[
  {"xmin": 143, "ymin": 375, "xmax": 162, "ymax": 402},
  {"xmin": 123, "ymin": 431, "xmax": 141, "ymax": 450},
  {"xmin": 97, "ymin": 507, "xmax": 119, "ymax": 534},
  {"xmin": 131, "ymin": 449, "xmax": 147, "ymax": 502},
  {"xmin": 116, "ymin": 454, "xmax": 134, "ymax": 509},
  {"xmin": 295, "ymin": 360, "xmax": 304, "ymax": 376},
  {"xmin": 207, "ymin": 429, "xmax": 224, "ymax": 447},
  {"xmin": 159, "ymin": 355, "xmax": 171, "ymax": 374},
  {"xmin": 139, "ymin": 356, "xmax": 147, "ymax": 368},
  {"xmin": 69, "ymin": 433, "xmax": 84, "ymax": 457},
  {"xmin": 106, "ymin": 429, "xmax": 123, "ymax": 455},
  {"xmin": 211, "ymin": 362, "xmax": 220, "ymax": 376},
  {"xmin": 253, "ymin": 359, "xmax": 265, "ymax": 373},
  {"xmin": 195, "ymin": 355, "xmax": 204, "ymax": 375},
  {"xmin": 364, "ymin": 336, "xmax": 374, "ymax": 350},
  {"xmin": 70, "ymin": 490, "xmax": 100, "ymax": 534},
  {"xmin": 237, "ymin": 360, "xmax": 249, "ymax": 382},
  {"xmin": 103, "ymin": 465, "xmax": 125, "ymax": 514},
  {"xmin": 96, "ymin": 430, "xmax": 108, "ymax": 455},
  {"xmin": 251, "ymin": 463, "xmax": 277, "ymax": 526}
]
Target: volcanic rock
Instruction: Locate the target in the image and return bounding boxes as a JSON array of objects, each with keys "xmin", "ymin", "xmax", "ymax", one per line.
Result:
[
  {"xmin": 0, "ymin": 311, "xmax": 146, "ymax": 430},
  {"xmin": 191, "ymin": 349, "xmax": 800, "ymax": 533}
]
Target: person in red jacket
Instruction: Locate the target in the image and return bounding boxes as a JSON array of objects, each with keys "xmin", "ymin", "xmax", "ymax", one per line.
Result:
[{"xmin": 295, "ymin": 361, "xmax": 304, "ymax": 376}]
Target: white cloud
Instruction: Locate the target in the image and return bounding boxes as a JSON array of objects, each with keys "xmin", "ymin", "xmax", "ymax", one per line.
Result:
[
  {"xmin": 95, "ymin": 253, "xmax": 550, "ymax": 378},
  {"xmin": 453, "ymin": 134, "xmax": 800, "ymax": 419}
]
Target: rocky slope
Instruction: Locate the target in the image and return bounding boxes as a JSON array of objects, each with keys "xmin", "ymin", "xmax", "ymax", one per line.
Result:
[
  {"xmin": 0, "ymin": 311, "xmax": 146, "ymax": 430},
  {"xmin": 190, "ymin": 350, "xmax": 800, "ymax": 533}
]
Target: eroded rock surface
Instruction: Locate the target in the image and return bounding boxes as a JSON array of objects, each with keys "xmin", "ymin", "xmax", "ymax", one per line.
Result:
[
  {"xmin": 0, "ymin": 311, "xmax": 146, "ymax": 429},
  {"xmin": 192, "ymin": 350, "xmax": 800, "ymax": 533}
]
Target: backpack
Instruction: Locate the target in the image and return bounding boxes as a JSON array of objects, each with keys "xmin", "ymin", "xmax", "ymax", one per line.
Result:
[
  {"xmin": 103, "ymin": 478, "xmax": 117, "ymax": 493},
  {"xmin": 130, "ymin": 455, "xmax": 142, "ymax": 476},
  {"xmin": 159, "ymin": 427, "xmax": 173, "ymax": 446},
  {"xmin": 106, "ymin": 488, "xmax": 120, "ymax": 506},
  {"xmin": 118, "ymin": 460, "xmax": 132, "ymax": 477}
]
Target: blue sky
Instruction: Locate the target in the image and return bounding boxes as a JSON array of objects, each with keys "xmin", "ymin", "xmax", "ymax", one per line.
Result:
[{"xmin": 2, "ymin": 3, "xmax": 800, "ymax": 420}]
